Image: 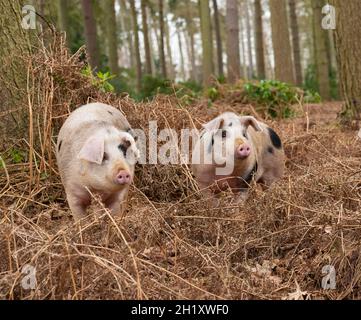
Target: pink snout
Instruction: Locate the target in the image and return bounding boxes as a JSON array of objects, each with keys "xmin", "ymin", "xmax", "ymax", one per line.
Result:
[
  {"xmin": 115, "ymin": 170, "xmax": 132, "ymax": 185},
  {"xmin": 236, "ymin": 144, "xmax": 251, "ymax": 159}
]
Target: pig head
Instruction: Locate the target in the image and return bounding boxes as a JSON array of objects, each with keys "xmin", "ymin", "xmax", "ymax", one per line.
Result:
[
  {"xmin": 192, "ymin": 112, "xmax": 285, "ymax": 197},
  {"xmin": 56, "ymin": 103, "xmax": 139, "ymax": 221}
]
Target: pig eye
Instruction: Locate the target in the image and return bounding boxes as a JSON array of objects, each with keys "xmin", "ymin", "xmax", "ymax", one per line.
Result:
[
  {"xmin": 243, "ymin": 131, "xmax": 248, "ymax": 139},
  {"xmin": 102, "ymin": 152, "xmax": 109, "ymax": 163},
  {"xmin": 118, "ymin": 144, "xmax": 128, "ymax": 156},
  {"xmin": 221, "ymin": 130, "xmax": 227, "ymax": 138}
]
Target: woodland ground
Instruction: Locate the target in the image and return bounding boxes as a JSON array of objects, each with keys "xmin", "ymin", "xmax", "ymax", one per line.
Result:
[{"xmin": 0, "ymin": 39, "xmax": 361, "ymax": 300}]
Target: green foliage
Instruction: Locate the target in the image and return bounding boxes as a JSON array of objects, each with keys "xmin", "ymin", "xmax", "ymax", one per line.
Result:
[
  {"xmin": 5, "ymin": 148, "xmax": 26, "ymax": 164},
  {"xmin": 303, "ymin": 90, "xmax": 321, "ymax": 104},
  {"xmin": 303, "ymin": 64, "xmax": 318, "ymax": 96},
  {"xmin": 303, "ymin": 64, "xmax": 339, "ymax": 100},
  {"xmin": 206, "ymin": 87, "xmax": 220, "ymax": 102},
  {"xmin": 329, "ymin": 67, "xmax": 339, "ymax": 100},
  {"xmin": 81, "ymin": 66, "xmax": 115, "ymax": 92},
  {"xmin": 137, "ymin": 75, "xmax": 173, "ymax": 101},
  {"xmin": 11, "ymin": 148, "xmax": 25, "ymax": 164},
  {"xmin": 178, "ymin": 80, "xmax": 203, "ymax": 93},
  {"xmin": 244, "ymin": 80, "xmax": 298, "ymax": 118}
]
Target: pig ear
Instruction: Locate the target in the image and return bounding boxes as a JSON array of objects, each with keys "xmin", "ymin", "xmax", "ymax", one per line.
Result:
[
  {"xmin": 78, "ymin": 135, "xmax": 105, "ymax": 164},
  {"xmin": 202, "ymin": 117, "xmax": 225, "ymax": 131},
  {"xmin": 239, "ymin": 116, "xmax": 263, "ymax": 132}
]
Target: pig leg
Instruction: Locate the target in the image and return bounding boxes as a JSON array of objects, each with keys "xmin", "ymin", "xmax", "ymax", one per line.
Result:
[
  {"xmin": 66, "ymin": 192, "xmax": 90, "ymax": 221},
  {"xmin": 103, "ymin": 187, "xmax": 130, "ymax": 216}
]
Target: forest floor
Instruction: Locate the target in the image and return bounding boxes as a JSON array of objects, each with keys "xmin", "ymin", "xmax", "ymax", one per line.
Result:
[
  {"xmin": 0, "ymin": 37, "xmax": 360, "ymax": 300},
  {"xmin": 1, "ymin": 96, "xmax": 361, "ymax": 300}
]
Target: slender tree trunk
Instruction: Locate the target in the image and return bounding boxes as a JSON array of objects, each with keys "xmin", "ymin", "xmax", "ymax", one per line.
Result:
[
  {"xmin": 289, "ymin": 0, "xmax": 303, "ymax": 86},
  {"xmin": 119, "ymin": 0, "xmax": 134, "ymax": 69},
  {"xmin": 254, "ymin": 0, "xmax": 265, "ymax": 79},
  {"xmin": 269, "ymin": 0, "xmax": 295, "ymax": 84},
  {"xmin": 330, "ymin": 0, "xmax": 361, "ymax": 120},
  {"xmin": 240, "ymin": 14, "xmax": 247, "ymax": 79},
  {"xmin": 212, "ymin": 0, "xmax": 224, "ymax": 78},
  {"xmin": 176, "ymin": 23, "xmax": 186, "ymax": 80},
  {"xmin": 130, "ymin": 0, "xmax": 142, "ymax": 91},
  {"xmin": 328, "ymin": 30, "xmax": 337, "ymax": 71},
  {"xmin": 158, "ymin": 0, "xmax": 167, "ymax": 78},
  {"xmin": 313, "ymin": 0, "xmax": 330, "ymax": 100},
  {"xmin": 226, "ymin": 0, "xmax": 241, "ymax": 83},
  {"xmin": 141, "ymin": 0, "xmax": 152, "ymax": 75},
  {"xmin": 244, "ymin": 0, "xmax": 254, "ymax": 79},
  {"xmin": 186, "ymin": 6, "xmax": 197, "ymax": 81},
  {"xmin": 199, "ymin": 0, "xmax": 214, "ymax": 86},
  {"xmin": 165, "ymin": 14, "xmax": 174, "ymax": 79},
  {"xmin": 104, "ymin": 0, "xmax": 119, "ymax": 75},
  {"xmin": 148, "ymin": 7, "xmax": 157, "ymax": 76},
  {"xmin": 81, "ymin": 0, "xmax": 100, "ymax": 71},
  {"xmin": 57, "ymin": 0, "xmax": 69, "ymax": 45}
]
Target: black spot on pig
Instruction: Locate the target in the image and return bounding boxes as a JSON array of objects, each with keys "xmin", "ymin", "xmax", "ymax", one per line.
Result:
[
  {"xmin": 208, "ymin": 135, "xmax": 215, "ymax": 153},
  {"xmin": 268, "ymin": 146, "xmax": 274, "ymax": 154},
  {"xmin": 268, "ymin": 127, "xmax": 282, "ymax": 149}
]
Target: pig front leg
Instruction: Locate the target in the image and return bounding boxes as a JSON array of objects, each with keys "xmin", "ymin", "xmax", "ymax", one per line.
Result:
[
  {"xmin": 103, "ymin": 187, "xmax": 130, "ymax": 217},
  {"xmin": 66, "ymin": 192, "xmax": 91, "ymax": 221}
]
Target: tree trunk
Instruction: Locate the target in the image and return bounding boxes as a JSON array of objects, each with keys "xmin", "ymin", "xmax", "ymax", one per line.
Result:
[
  {"xmin": 57, "ymin": 0, "xmax": 69, "ymax": 46},
  {"xmin": 244, "ymin": 0, "xmax": 254, "ymax": 79},
  {"xmin": 81, "ymin": 0, "xmax": 100, "ymax": 71},
  {"xmin": 130, "ymin": 0, "xmax": 142, "ymax": 91},
  {"xmin": 330, "ymin": 0, "xmax": 361, "ymax": 120},
  {"xmin": 240, "ymin": 13, "xmax": 247, "ymax": 79},
  {"xmin": 289, "ymin": 0, "xmax": 303, "ymax": 86},
  {"xmin": 199, "ymin": 0, "xmax": 214, "ymax": 86},
  {"xmin": 148, "ymin": 7, "xmax": 157, "ymax": 75},
  {"xmin": 165, "ymin": 14, "xmax": 175, "ymax": 79},
  {"xmin": 118, "ymin": 0, "xmax": 134, "ymax": 69},
  {"xmin": 158, "ymin": 0, "xmax": 167, "ymax": 78},
  {"xmin": 186, "ymin": 6, "xmax": 197, "ymax": 81},
  {"xmin": 141, "ymin": 0, "xmax": 152, "ymax": 75},
  {"xmin": 269, "ymin": 0, "xmax": 295, "ymax": 84},
  {"xmin": 0, "ymin": 0, "xmax": 31, "ymax": 134},
  {"xmin": 212, "ymin": 0, "xmax": 224, "ymax": 78},
  {"xmin": 176, "ymin": 23, "xmax": 186, "ymax": 80},
  {"xmin": 226, "ymin": 0, "xmax": 241, "ymax": 83},
  {"xmin": 104, "ymin": 0, "xmax": 119, "ymax": 76},
  {"xmin": 254, "ymin": 0, "xmax": 265, "ymax": 79},
  {"xmin": 119, "ymin": 0, "xmax": 134, "ymax": 69},
  {"xmin": 313, "ymin": 0, "xmax": 330, "ymax": 100}
]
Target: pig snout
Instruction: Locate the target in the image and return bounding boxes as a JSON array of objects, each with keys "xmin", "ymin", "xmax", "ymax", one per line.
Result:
[
  {"xmin": 115, "ymin": 170, "xmax": 132, "ymax": 185},
  {"xmin": 236, "ymin": 143, "xmax": 251, "ymax": 159}
]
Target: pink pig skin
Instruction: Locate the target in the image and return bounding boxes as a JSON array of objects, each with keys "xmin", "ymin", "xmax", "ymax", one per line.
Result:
[
  {"xmin": 56, "ymin": 103, "xmax": 139, "ymax": 221},
  {"xmin": 192, "ymin": 112, "xmax": 285, "ymax": 199}
]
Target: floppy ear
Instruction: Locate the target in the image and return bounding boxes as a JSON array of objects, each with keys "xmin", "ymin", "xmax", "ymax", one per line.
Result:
[
  {"xmin": 77, "ymin": 135, "xmax": 104, "ymax": 164},
  {"xmin": 239, "ymin": 116, "xmax": 263, "ymax": 132},
  {"xmin": 202, "ymin": 116, "xmax": 225, "ymax": 131}
]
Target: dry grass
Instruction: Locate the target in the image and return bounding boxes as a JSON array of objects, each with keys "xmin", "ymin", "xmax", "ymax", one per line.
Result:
[{"xmin": 1, "ymin": 34, "xmax": 361, "ymax": 300}]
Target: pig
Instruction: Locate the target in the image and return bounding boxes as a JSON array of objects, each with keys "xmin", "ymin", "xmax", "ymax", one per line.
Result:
[
  {"xmin": 56, "ymin": 102, "xmax": 139, "ymax": 221},
  {"xmin": 192, "ymin": 112, "xmax": 285, "ymax": 199}
]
